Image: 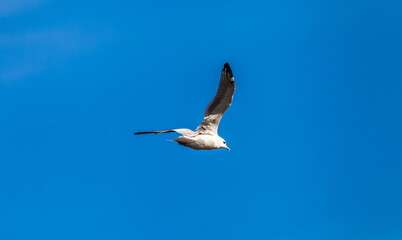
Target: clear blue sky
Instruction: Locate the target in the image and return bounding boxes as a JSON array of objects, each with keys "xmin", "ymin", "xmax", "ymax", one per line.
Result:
[{"xmin": 1, "ymin": 0, "xmax": 401, "ymax": 239}]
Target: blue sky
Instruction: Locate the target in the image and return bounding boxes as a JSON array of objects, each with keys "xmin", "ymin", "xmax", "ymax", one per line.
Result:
[{"xmin": 1, "ymin": 0, "xmax": 402, "ymax": 239}]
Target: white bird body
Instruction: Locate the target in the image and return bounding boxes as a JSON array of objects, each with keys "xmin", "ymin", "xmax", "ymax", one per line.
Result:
[
  {"xmin": 135, "ymin": 63, "xmax": 235, "ymax": 151},
  {"xmin": 172, "ymin": 134, "xmax": 229, "ymax": 150}
]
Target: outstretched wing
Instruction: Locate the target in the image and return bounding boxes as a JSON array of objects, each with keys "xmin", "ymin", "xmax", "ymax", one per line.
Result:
[
  {"xmin": 134, "ymin": 128, "xmax": 195, "ymax": 136},
  {"xmin": 196, "ymin": 63, "xmax": 235, "ymax": 135}
]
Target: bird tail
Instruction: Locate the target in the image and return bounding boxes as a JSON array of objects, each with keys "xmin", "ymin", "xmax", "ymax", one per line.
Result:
[{"xmin": 134, "ymin": 130, "xmax": 175, "ymax": 135}]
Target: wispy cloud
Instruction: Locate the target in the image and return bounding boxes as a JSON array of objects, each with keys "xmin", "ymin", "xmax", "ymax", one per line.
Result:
[
  {"xmin": 0, "ymin": 28, "xmax": 103, "ymax": 82},
  {"xmin": 0, "ymin": 0, "xmax": 112, "ymax": 82},
  {"xmin": 0, "ymin": 63, "xmax": 45, "ymax": 82},
  {"xmin": 0, "ymin": 0, "xmax": 45, "ymax": 17},
  {"xmin": 0, "ymin": 28, "xmax": 96, "ymax": 53}
]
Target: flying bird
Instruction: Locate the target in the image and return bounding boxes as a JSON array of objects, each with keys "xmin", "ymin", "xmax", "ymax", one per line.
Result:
[{"xmin": 134, "ymin": 62, "xmax": 235, "ymax": 150}]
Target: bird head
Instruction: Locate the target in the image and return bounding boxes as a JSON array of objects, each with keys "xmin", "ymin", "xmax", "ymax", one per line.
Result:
[{"xmin": 220, "ymin": 138, "xmax": 230, "ymax": 151}]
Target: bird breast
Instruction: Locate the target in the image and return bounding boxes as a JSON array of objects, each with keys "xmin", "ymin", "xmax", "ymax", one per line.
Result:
[{"xmin": 173, "ymin": 134, "xmax": 221, "ymax": 150}]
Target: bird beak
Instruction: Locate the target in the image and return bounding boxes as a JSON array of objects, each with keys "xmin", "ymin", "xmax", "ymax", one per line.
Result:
[{"xmin": 225, "ymin": 146, "xmax": 230, "ymax": 151}]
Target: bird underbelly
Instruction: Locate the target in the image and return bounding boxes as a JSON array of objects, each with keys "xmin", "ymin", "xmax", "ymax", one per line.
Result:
[{"xmin": 172, "ymin": 135, "xmax": 218, "ymax": 150}]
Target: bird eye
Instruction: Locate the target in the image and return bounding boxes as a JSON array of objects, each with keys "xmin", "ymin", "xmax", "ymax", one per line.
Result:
[{"xmin": 223, "ymin": 141, "xmax": 226, "ymax": 144}]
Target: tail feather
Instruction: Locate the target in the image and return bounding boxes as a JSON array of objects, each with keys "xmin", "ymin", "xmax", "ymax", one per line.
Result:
[{"xmin": 134, "ymin": 130, "xmax": 175, "ymax": 135}]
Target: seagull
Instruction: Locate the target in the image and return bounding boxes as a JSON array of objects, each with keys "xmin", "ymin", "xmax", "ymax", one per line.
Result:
[{"xmin": 134, "ymin": 62, "xmax": 235, "ymax": 151}]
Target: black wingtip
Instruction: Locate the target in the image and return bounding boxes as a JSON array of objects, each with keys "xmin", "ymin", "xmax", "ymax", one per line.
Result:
[
  {"xmin": 134, "ymin": 131, "xmax": 151, "ymax": 135},
  {"xmin": 134, "ymin": 130, "xmax": 175, "ymax": 135},
  {"xmin": 223, "ymin": 62, "xmax": 233, "ymax": 79}
]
